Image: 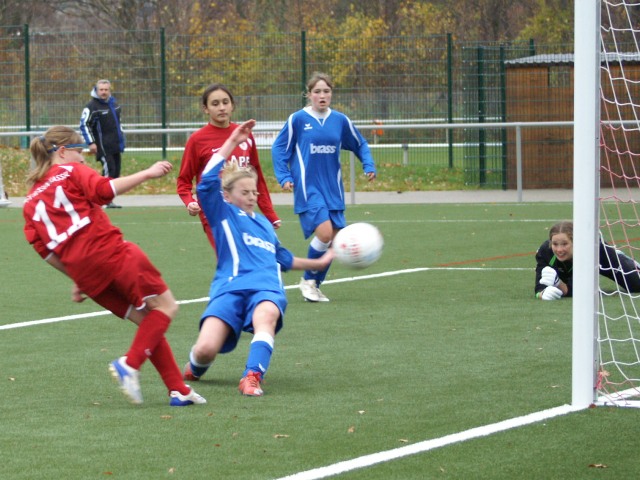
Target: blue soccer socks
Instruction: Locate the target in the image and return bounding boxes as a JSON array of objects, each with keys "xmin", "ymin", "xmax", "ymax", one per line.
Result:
[{"xmin": 243, "ymin": 332, "xmax": 274, "ymax": 378}]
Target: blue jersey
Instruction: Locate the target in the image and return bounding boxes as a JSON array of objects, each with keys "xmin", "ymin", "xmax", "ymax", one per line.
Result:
[
  {"xmin": 271, "ymin": 107, "xmax": 376, "ymax": 214},
  {"xmin": 197, "ymin": 154, "xmax": 295, "ymax": 300}
]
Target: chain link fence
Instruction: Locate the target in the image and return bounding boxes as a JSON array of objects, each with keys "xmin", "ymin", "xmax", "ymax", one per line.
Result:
[{"xmin": 1, "ymin": 25, "xmax": 580, "ymax": 188}]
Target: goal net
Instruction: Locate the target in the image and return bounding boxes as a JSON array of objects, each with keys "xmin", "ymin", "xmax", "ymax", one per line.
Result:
[{"xmin": 595, "ymin": 0, "xmax": 640, "ymax": 407}]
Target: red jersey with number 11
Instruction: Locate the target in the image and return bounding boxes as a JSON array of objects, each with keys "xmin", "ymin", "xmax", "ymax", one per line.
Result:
[{"xmin": 23, "ymin": 163, "xmax": 125, "ymax": 297}]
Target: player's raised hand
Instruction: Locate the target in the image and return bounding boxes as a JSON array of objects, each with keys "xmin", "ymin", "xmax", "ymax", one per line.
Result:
[
  {"xmin": 540, "ymin": 266, "xmax": 560, "ymax": 287},
  {"xmin": 230, "ymin": 119, "xmax": 256, "ymax": 143},
  {"xmin": 217, "ymin": 120, "xmax": 256, "ymax": 160},
  {"xmin": 541, "ymin": 286, "xmax": 563, "ymax": 300}
]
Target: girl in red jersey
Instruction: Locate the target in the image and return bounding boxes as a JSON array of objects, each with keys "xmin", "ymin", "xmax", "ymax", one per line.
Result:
[
  {"xmin": 23, "ymin": 125, "xmax": 206, "ymax": 407},
  {"xmin": 177, "ymin": 83, "xmax": 281, "ymax": 248}
]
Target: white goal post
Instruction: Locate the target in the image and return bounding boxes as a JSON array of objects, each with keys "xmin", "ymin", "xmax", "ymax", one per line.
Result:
[
  {"xmin": 572, "ymin": 0, "xmax": 600, "ymax": 409},
  {"xmin": 576, "ymin": 0, "xmax": 640, "ymax": 408}
]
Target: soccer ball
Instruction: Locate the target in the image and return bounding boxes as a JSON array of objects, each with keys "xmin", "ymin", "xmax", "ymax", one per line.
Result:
[{"xmin": 333, "ymin": 222, "xmax": 384, "ymax": 269}]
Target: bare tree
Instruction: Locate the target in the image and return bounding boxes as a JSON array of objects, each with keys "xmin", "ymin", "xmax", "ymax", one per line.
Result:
[{"xmin": 0, "ymin": 0, "xmax": 58, "ymax": 30}]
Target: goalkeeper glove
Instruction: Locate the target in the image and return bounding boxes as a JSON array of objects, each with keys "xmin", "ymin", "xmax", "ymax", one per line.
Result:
[
  {"xmin": 540, "ymin": 266, "xmax": 560, "ymax": 287},
  {"xmin": 541, "ymin": 286, "xmax": 563, "ymax": 301}
]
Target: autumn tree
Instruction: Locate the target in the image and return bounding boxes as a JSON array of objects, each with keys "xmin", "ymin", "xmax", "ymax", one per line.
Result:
[{"xmin": 517, "ymin": 0, "xmax": 573, "ymax": 44}]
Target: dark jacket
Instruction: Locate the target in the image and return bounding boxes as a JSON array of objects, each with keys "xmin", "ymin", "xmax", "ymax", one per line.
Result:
[
  {"xmin": 534, "ymin": 239, "xmax": 640, "ymax": 296},
  {"xmin": 79, "ymin": 87, "xmax": 125, "ymax": 156}
]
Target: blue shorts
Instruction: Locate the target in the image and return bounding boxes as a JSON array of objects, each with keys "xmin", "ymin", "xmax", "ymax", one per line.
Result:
[
  {"xmin": 200, "ymin": 290, "xmax": 286, "ymax": 353},
  {"xmin": 299, "ymin": 207, "xmax": 346, "ymax": 239}
]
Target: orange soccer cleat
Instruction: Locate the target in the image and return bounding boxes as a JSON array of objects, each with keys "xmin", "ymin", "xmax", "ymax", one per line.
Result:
[{"xmin": 238, "ymin": 371, "xmax": 264, "ymax": 396}]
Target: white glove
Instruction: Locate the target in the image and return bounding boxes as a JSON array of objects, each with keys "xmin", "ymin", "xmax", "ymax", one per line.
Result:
[
  {"xmin": 541, "ymin": 286, "xmax": 563, "ymax": 301},
  {"xmin": 540, "ymin": 266, "xmax": 560, "ymax": 287}
]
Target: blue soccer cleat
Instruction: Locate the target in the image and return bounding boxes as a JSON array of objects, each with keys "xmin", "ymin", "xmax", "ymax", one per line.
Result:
[{"xmin": 169, "ymin": 388, "xmax": 207, "ymax": 406}]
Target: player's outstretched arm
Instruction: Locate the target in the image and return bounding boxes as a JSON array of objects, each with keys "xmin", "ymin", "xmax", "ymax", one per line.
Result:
[
  {"xmin": 112, "ymin": 161, "xmax": 173, "ymax": 196},
  {"xmin": 291, "ymin": 250, "xmax": 334, "ymax": 271}
]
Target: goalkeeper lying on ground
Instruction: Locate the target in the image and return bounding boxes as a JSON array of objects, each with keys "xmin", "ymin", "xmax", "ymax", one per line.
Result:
[{"xmin": 534, "ymin": 221, "xmax": 640, "ymax": 300}]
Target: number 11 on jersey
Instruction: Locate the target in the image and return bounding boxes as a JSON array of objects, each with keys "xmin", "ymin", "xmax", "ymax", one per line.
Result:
[{"xmin": 32, "ymin": 185, "xmax": 91, "ymax": 249}]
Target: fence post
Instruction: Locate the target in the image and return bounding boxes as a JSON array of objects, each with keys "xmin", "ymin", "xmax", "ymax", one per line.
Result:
[
  {"xmin": 447, "ymin": 33, "xmax": 454, "ymax": 169},
  {"xmin": 477, "ymin": 46, "xmax": 486, "ymax": 185},
  {"xmin": 516, "ymin": 125, "xmax": 523, "ymax": 202},
  {"xmin": 300, "ymin": 31, "xmax": 307, "ymax": 107},
  {"xmin": 23, "ymin": 24, "xmax": 31, "ymax": 147},
  {"xmin": 160, "ymin": 28, "xmax": 167, "ymax": 159},
  {"xmin": 500, "ymin": 45, "xmax": 508, "ymax": 191}
]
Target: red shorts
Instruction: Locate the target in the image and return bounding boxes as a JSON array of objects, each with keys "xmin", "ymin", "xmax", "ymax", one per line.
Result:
[{"xmin": 91, "ymin": 242, "xmax": 168, "ymax": 319}]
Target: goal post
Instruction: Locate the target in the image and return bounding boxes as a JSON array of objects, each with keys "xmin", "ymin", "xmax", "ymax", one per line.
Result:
[
  {"xmin": 577, "ymin": 0, "xmax": 640, "ymax": 408},
  {"xmin": 572, "ymin": 0, "xmax": 600, "ymax": 408}
]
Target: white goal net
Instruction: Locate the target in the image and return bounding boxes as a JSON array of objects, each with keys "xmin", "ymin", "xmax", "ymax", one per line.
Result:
[{"xmin": 595, "ymin": 0, "xmax": 640, "ymax": 406}]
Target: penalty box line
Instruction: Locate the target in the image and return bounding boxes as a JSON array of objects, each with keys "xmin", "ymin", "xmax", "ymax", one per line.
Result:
[
  {"xmin": 273, "ymin": 404, "xmax": 586, "ymax": 480},
  {"xmin": 1, "ymin": 267, "xmax": 527, "ymax": 331}
]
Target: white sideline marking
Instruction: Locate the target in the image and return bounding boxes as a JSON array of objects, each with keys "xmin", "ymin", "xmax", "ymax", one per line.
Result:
[
  {"xmin": 274, "ymin": 404, "xmax": 585, "ymax": 480},
  {"xmin": 0, "ymin": 310, "xmax": 113, "ymax": 330},
  {"xmin": 0, "ymin": 267, "xmax": 528, "ymax": 330}
]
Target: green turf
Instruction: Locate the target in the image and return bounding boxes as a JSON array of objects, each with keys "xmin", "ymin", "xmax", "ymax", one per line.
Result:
[{"xmin": 1, "ymin": 202, "xmax": 637, "ymax": 479}]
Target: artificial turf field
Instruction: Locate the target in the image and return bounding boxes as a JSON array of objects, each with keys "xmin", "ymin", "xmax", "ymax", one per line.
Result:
[{"xmin": 1, "ymin": 201, "xmax": 638, "ymax": 479}]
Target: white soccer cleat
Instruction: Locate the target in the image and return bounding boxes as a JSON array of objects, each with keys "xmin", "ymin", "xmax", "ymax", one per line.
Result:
[
  {"xmin": 169, "ymin": 388, "xmax": 207, "ymax": 406},
  {"xmin": 299, "ymin": 278, "xmax": 320, "ymax": 302},
  {"xmin": 315, "ymin": 286, "xmax": 330, "ymax": 302},
  {"xmin": 109, "ymin": 356, "xmax": 143, "ymax": 405}
]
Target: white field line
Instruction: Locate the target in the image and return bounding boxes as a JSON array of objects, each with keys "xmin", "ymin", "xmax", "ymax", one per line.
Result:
[
  {"xmin": 113, "ymin": 218, "xmax": 570, "ymax": 226},
  {"xmin": 273, "ymin": 404, "xmax": 586, "ymax": 480},
  {"xmin": 0, "ymin": 267, "xmax": 529, "ymax": 331}
]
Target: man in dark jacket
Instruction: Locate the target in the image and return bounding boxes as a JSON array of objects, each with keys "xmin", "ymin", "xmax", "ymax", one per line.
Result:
[{"xmin": 80, "ymin": 79, "xmax": 126, "ymax": 208}]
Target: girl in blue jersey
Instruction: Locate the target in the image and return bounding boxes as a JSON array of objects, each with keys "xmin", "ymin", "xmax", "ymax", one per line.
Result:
[
  {"xmin": 271, "ymin": 72, "xmax": 377, "ymax": 303},
  {"xmin": 183, "ymin": 119, "xmax": 334, "ymax": 396}
]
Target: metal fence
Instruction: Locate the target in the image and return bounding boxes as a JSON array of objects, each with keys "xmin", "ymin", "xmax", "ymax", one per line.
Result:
[{"xmin": 0, "ymin": 25, "xmax": 584, "ymax": 188}]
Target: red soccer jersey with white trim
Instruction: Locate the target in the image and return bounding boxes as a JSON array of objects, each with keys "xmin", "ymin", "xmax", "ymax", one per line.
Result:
[
  {"xmin": 23, "ymin": 163, "xmax": 125, "ymax": 297},
  {"xmin": 177, "ymin": 122, "xmax": 279, "ymax": 225}
]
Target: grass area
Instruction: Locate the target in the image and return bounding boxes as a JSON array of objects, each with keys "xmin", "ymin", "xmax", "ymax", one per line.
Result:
[
  {"xmin": 0, "ymin": 144, "xmax": 474, "ymax": 198},
  {"xmin": 1, "ymin": 202, "xmax": 638, "ymax": 479}
]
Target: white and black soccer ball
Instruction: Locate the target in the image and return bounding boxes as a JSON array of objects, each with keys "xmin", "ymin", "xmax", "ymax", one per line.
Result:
[{"xmin": 333, "ymin": 222, "xmax": 383, "ymax": 269}]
